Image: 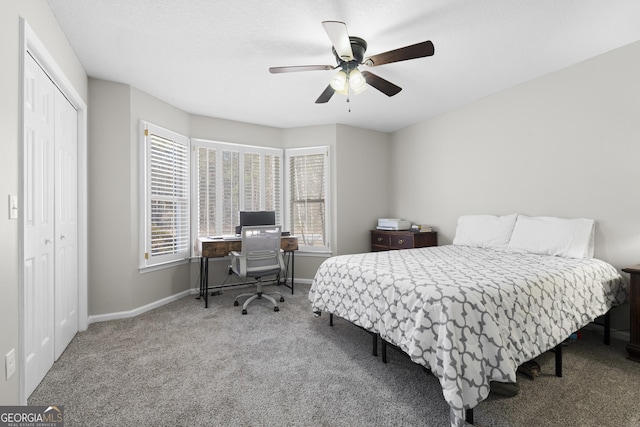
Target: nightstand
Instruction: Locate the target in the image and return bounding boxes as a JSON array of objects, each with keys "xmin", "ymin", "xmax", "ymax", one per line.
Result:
[
  {"xmin": 622, "ymin": 265, "xmax": 640, "ymax": 362},
  {"xmin": 370, "ymin": 229, "xmax": 437, "ymax": 252}
]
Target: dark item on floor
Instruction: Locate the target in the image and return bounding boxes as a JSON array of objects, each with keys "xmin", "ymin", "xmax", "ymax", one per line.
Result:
[
  {"xmin": 490, "ymin": 381, "xmax": 520, "ymax": 397},
  {"xmin": 517, "ymin": 360, "xmax": 541, "ymax": 380}
]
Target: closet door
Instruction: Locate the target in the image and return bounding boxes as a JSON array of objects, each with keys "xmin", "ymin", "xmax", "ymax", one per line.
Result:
[
  {"xmin": 23, "ymin": 52, "xmax": 79, "ymax": 397},
  {"xmin": 54, "ymin": 89, "xmax": 79, "ymax": 359},
  {"xmin": 23, "ymin": 53, "xmax": 55, "ymax": 397}
]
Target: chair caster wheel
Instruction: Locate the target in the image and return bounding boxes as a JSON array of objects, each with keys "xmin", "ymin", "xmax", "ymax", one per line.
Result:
[
  {"xmin": 279, "ymin": 297, "xmax": 285, "ymax": 302},
  {"xmin": 234, "ymin": 301, "xmax": 239, "ymax": 306},
  {"xmin": 242, "ymin": 309, "xmax": 247, "ymax": 315},
  {"xmin": 274, "ymin": 307, "xmax": 279, "ymax": 312}
]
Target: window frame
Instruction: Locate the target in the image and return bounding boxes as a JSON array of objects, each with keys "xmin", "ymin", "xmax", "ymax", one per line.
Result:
[
  {"xmin": 139, "ymin": 121, "xmax": 191, "ymax": 270},
  {"xmin": 284, "ymin": 145, "xmax": 331, "ymax": 253},
  {"xmin": 190, "ymin": 138, "xmax": 283, "ymax": 256},
  {"xmin": 139, "ymin": 126, "xmax": 331, "ymax": 265}
]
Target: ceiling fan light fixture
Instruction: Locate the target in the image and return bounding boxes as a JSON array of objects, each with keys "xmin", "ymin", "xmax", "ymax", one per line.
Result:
[
  {"xmin": 349, "ymin": 69, "xmax": 367, "ymax": 93},
  {"xmin": 330, "ymin": 70, "xmax": 347, "ymax": 91},
  {"xmin": 336, "ymin": 86, "xmax": 349, "ymax": 96},
  {"xmin": 352, "ymin": 84, "xmax": 368, "ymax": 95}
]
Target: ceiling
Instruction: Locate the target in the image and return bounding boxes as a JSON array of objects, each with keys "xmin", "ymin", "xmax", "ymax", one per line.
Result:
[{"xmin": 47, "ymin": 0, "xmax": 640, "ymax": 133}]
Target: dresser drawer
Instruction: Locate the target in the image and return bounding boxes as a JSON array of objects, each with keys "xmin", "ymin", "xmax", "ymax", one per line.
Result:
[
  {"xmin": 371, "ymin": 232, "xmax": 390, "ymax": 249},
  {"xmin": 390, "ymin": 234, "xmax": 414, "ymax": 249},
  {"xmin": 370, "ymin": 230, "xmax": 438, "ymax": 252}
]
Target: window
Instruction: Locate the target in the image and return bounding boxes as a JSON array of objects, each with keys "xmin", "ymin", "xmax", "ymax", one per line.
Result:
[
  {"xmin": 285, "ymin": 146, "xmax": 330, "ymax": 252},
  {"xmin": 141, "ymin": 127, "xmax": 328, "ymax": 262},
  {"xmin": 140, "ymin": 122, "xmax": 190, "ymax": 268},
  {"xmin": 192, "ymin": 139, "xmax": 282, "ymax": 245}
]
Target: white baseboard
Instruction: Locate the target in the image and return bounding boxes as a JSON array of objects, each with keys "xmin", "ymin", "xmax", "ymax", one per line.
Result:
[{"xmin": 88, "ymin": 289, "xmax": 193, "ymax": 324}]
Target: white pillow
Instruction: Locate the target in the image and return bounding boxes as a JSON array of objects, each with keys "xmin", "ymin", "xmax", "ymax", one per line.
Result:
[
  {"xmin": 507, "ymin": 215, "xmax": 595, "ymax": 259},
  {"xmin": 453, "ymin": 214, "xmax": 518, "ymax": 250}
]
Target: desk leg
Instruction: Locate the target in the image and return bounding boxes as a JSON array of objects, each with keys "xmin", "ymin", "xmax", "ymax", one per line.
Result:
[
  {"xmin": 204, "ymin": 258, "xmax": 209, "ymax": 308},
  {"xmin": 196, "ymin": 256, "xmax": 210, "ymax": 308},
  {"xmin": 290, "ymin": 250, "xmax": 295, "ymax": 295},
  {"xmin": 197, "ymin": 257, "xmax": 211, "ymax": 308},
  {"xmin": 197, "ymin": 257, "xmax": 204, "ymax": 301},
  {"xmin": 280, "ymin": 251, "xmax": 295, "ymax": 295}
]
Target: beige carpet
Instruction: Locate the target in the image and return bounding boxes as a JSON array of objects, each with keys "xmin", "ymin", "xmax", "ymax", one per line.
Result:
[{"xmin": 29, "ymin": 283, "xmax": 640, "ymax": 426}]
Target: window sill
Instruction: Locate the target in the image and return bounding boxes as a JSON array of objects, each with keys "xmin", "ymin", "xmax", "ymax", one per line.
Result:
[
  {"xmin": 294, "ymin": 250, "xmax": 332, "ymax": 258},
  {"xmin": 138, "ymin": 258, "xmax": 190, "ymax": 274},
  {"xmin": 189, "ymin": 250, "xmax": 333, "ymax": 261}
]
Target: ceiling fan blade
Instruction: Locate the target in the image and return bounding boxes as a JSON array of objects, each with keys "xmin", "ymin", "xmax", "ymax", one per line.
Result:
[
  {"xmin": 269, "ymin": 65, "xmax": 335, "ymax": 74},
  {"xmin": 363, "ymin": 41, "xmax": 434, "ymax": 67},
  {"xmin": 361, "ymin": 71, "xmax": 402, "ymax": 97},
  {"xmin": 322, "ymin": 21, "xmax": 354, "ymax": 61},
  {"xmin": 315, "ymin": 85, "xmax": 335, "ymax": 104}
]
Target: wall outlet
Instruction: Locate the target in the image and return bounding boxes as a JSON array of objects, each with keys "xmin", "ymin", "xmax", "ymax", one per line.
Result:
[{"xmin": 6, "ymin": 349, "xmax": 16, "ymax": 380}]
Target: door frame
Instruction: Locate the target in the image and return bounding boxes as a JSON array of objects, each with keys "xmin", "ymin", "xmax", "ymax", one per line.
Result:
[{"xmin": 19, "ymin": 18, "xmax": 88, "ymax": 404}]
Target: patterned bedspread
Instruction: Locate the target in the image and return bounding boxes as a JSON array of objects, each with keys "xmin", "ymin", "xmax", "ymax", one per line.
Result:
[{"xmin": 308, "ymin": 245, "xmax": 627, "ymax": 427}]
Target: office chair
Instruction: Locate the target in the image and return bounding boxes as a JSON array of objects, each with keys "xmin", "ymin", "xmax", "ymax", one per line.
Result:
[{"xmin": 231, "ymin": 225, "xmax": 285, "ymax": 314}]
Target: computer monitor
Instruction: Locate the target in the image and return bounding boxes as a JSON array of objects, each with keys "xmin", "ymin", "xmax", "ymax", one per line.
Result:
[{"xmin": 237, "ymin": 210, "xmax": 276, "ymax": 233}]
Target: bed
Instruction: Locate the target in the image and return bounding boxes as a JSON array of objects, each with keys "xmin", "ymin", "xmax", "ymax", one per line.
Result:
[{"xmin": 308, "ymin": 214, "xmax": 628, "ymax": 426}]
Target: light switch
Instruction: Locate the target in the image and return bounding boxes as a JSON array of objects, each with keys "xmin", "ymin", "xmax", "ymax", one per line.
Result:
[
  {"xmin": 6, "ymin": 348, "xmax": 15, "ymax": 380},
  {"xmin": 9, "ymin": 195, "xmax": 18, "ymax": 220}
]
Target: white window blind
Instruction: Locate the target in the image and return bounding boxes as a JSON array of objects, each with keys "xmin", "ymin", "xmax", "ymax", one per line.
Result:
[
  {"xmin": 222, "ymin": 149, "xmax": 240, "ymax": 235},
  {"xmin": 192, "ymin": 139, "xmax": 282, "ymax": 246},
  {"xmin": 244, "ymin": 152, "xmax": 261, "ymax": 211},
  {"xmin": 285, "ymin": 146, "xmax": 330, "ymax": 252},
  {"xmin": 197, "ymin": 146, "xmax": 217, "ymax": 237},
  {"xmin": 141, "ymin": 122, "xmax": 190, "ymax": 268},
  {"xmin": 263, "ymin": 153, "xmax": 281, "ymax": 225}
]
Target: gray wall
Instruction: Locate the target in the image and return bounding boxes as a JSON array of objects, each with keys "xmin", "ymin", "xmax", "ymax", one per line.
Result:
[
  {"xmin": 335, "ymin": 125, "xmax": 390, "ymax": 255},
  {"xmin": 88, "ymin": 80, "xmax": 135, "ymax": 314},
  {"xmin": 87, "ymin": 86, "xmax": 390, "ymax": 318},
  {"xmin": 1, "ymin": 0, "xmax": 87, "ymax": 405},
  {"xmin": 390, "ymin": 40, "xmax": 640, "ymax": 328},
  {"xmin": 88, "ymin": 80, "xmax": 196, "ymax": 316}
]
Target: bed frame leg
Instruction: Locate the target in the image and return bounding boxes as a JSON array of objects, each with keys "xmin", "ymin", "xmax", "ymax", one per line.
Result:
[
  {"xmin": 381, "ymin": 338, "xmax": 387, "ymax": 363},
  {"xmin": 329, "ymin": 313, "xmax": 333, "ymax": 327},
  {"xmin": 371, "ymin": 332, "xmax": 378, "ymax": 356},
  {"xmin": 604, "ymin": 310, "xmax": 611, "ymax": 345},
  {"xmin": 555, "ymin": 343, "xmax": 563, "ymax": 377},
  {"xmin": 465, "ymin": 408, "xmax": 474, "ymax": 424}
]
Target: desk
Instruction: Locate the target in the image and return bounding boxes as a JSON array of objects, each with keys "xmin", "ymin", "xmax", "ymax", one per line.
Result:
[{"xmin": 197, "ymin": 236, "xmax": 298, "ymax": 308}]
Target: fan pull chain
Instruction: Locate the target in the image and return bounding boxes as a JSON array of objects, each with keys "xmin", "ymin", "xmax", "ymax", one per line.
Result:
[{"xmin": 346, "ymin": 65, "xmax": 352, "ymax": 112}]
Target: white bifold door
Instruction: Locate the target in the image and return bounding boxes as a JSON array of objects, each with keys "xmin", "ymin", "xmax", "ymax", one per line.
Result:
[{"xmin": 23, "ymin": 52, "xmax": 78, "ymax": 398}]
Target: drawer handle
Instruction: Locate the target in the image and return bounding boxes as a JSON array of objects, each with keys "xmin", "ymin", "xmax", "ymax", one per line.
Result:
[
  {"xmin": 398, "ymin": 239, "xmax": 404, "ymax": 244},
  {"xmin": 377, "ymin": 237, "xmax": 383, "ymax": 242}
]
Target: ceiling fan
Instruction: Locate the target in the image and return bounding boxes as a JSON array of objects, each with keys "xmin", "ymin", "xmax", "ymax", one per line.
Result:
[{"xmin": 269, "ymin": 21, "xmax": 435, "ymax": 104}]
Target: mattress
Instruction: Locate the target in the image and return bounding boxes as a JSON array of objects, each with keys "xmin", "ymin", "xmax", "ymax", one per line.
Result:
[{"xmin": 309, "ymin": 245, "xmax": 627, "ymax": 426}]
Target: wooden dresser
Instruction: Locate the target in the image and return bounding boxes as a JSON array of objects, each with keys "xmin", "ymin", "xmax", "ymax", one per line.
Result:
[
  {"xmin": 622, "ymin": 265, "xmax": 640, "ymax": 362},
  {"xmin": 370, "ymin": 229, "xmax": 437, "ymax": 252}
]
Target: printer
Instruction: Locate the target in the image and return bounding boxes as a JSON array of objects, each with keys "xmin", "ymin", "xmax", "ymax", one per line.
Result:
[{"xmin": 377, "ymin": 218, "xmax": 411, "ymax": 231}]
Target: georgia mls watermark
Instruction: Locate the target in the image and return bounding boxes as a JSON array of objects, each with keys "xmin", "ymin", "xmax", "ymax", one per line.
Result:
[{"xmin": 0, "ymin": 406, "xmax": 63, "ymax": 427}]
